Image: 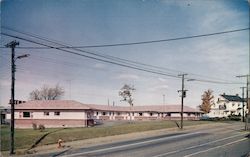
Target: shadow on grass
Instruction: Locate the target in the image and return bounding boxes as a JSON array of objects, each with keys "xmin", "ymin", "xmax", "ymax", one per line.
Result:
[
  {"xmin": 174, "ymin": 121, "xmax": 181, "ymax": 129},
  {"xmin": 26, "ymin": 128, "xmax": 65, "ymax": 151}
]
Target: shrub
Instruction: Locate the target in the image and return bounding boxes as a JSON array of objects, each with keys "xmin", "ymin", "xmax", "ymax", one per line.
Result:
[
  {"xmin": 38, "ymin": 124, "xmax": 45, "ymax": 131},
  {"xmin": 228, "ymin": 115, "xmax": 241, "ymax": 121},
  {"xmin": 32, "ymin": 123, "xmax": 37, "ymax": 130}
]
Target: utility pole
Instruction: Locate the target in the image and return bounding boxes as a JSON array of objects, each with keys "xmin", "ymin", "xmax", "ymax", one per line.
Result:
[
  {"xmin": 163, "ymin": 94, "xmax": 165, "ymax": 105},
  {"xmin": 5, "ymin": 41, "xmax": 29, "ymax": 155},
  {"xmin": 237, "ymin": 75, "xmax": 250, "ymax": 130},
  {"xmin": 6, "ymin": 41, "xmax": 19, "ymax": 155},
  {"xmin": 240, "ymin": 87, "xmax": 246, "ymax": 122},
  {"xmin": 236, "ymin": 75, "xmax": 250, "ymax": 114},
  {"xmin": 178, "ymin": 74, "xmax": 188, "ymax": 129}
]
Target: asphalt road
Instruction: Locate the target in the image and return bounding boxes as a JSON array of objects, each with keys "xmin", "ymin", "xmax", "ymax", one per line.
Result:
[{"xmin": 40, "ymin": 122, "xmax": 250, "ymax": 157}]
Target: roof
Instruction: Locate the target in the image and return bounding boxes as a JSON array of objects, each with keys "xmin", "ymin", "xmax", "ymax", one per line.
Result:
[
  {"xmin": 15, "ymin": 100, "xmax": 202, "ymax": 113},
  {"xmin": 15, "ymin": 100, "xmax": 91, "ymax": 110},
  {"xmin": 220, "ymin": 94, "xmax": 243, "ymax": 102}
]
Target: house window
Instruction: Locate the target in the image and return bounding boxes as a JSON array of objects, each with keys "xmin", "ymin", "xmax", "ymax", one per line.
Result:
[
  {"xmin": 109, "ymin": 112, "xmax": 111, "ymax": 116},
  {"xmin": 150, "ymin": 113, "xmax": 153, "ymax": 116},
  {"xmin": 232, "ymin": 103, "xmax": 235, "ymax": 107},
  {"xmin": 54, "ymin": 112, "xmax": 60, "ymax": 116},
  {"xmin": 132, "ymin": 112, "xmax": 134, "ymax": 116},
  {"xmin": 23, "ymin": 112, "xmax": 30, "ymax": 118},
  {"xmin": 44, "ymin": 112, "xmax": 49, "ymax": 116},
  {"xmin": 102, "ymin": 112, "xmax": 106, "ymax": 116},
  {"xmin": 96, "ymin": 112, "xmax": 98, "ymax": 115},
  {"xmin": 139, "ymin": 113, "xmax": 143, "ymax": 116},
  {"xmin": 117, "ymin": 112, "xmax": 121, "ymax": 116}
]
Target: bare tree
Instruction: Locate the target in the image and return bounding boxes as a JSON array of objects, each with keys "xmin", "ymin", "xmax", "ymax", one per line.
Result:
[
  {"xmin": 119, "ymin": 84, "xmax": 135, "ymax": 107},
  {"xmin": 199, "ymin": 89, "xmax": 214, "ymax": 113},
  {"xmin": 29, "ymin": 89, "xmax": 42, "ymax": 100},
  {"xmin": 29, "ymin": 84, "xmax": 64, "ymax": 100}
]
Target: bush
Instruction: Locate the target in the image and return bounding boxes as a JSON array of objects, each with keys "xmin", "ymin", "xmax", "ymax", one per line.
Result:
[
  {"xmin": 228, "ymin": 115, "xmax": 241, "ymax": 121},
  {"xmin": 38, "ymin": 124, "xmax": 45, "ymax": 131},
  {"xmin": 32, "ymin": 123, "xmax": 37, "ymax": 130}
]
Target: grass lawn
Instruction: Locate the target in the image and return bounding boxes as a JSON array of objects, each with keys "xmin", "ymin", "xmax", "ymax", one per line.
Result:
[{"xmin": 1, "ymin": 120, "xmax": 212, "ymax": 151}]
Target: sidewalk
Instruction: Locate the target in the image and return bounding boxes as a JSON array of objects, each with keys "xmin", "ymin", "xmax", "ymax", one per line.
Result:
[{"xmin": 4, "ymin": 122, "xmax": 229, "ymax": 157}]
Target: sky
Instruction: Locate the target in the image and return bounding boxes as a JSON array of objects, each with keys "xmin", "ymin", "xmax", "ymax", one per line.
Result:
[{"xmin": 0, "ymin": 0, "xmax": 249, "ymax": 108}]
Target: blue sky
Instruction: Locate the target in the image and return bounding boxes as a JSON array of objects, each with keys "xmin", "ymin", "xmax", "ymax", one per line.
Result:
[{"xmin": 0, "ymin": 0, "xmax": 249, "ymax": 108}]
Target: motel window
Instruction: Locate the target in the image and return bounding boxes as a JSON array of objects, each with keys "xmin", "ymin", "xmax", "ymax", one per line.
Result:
[
  {"xmin": 132, "ymin": 112, "xmax": 134, "ymax": 116},
  {"xmin": 139, "ymin": 113, "xmax": 143, "ymax": 116},
  {"xmin": 102, "ymin": 112, "xmax": 106, "ymax": 116},
  {"xmin": 54, "ymin": 112, "xmax": 60, "ymax": 116},
  {"xmin": 23, "ymin": 112, "xmax": 30, "ymax": 118},
  {"xmin": 117, "ymin": 112, "xmax": 121, "ymax": 115},
  {"xmin": 109, "ymin": 112, "xmax": 111, "ymax": 116},
  {"xmin": 150, "ymin": 113, "xmax": 153, "ymax": 116},
  {"xmin": 96, "ymin": 112, "xmax": 98, "ymax": 115},
  {"xmin": 44, "ymin": 112, "xmax": 49, "ymax": 116}
]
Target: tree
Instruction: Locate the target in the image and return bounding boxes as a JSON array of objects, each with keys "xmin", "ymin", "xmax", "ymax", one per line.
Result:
[
  {"xmin": 199, "ymin": 89, "xmax": 214, "ymax": 113},
  {"xmin": 29, "ymin": 84, "xmax": 64, "ymax": 100},
  {"xmin": 119, "ymin": 84, "xmax": 135, "ymax": 107}
]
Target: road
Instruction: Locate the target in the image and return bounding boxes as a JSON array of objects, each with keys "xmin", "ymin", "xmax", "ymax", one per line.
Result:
[{"xmin": 39, "ymin": 122, "xmax": 250, "ymax": 157}]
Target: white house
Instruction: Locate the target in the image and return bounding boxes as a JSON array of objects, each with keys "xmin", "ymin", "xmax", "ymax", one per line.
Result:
[
  {"xmin": 6, "ymin": 100, "xmax": 203, "ymax": 128},
  {"xmin": 208, "ymin": 94, "xmax": 246, "ymax": 118}
]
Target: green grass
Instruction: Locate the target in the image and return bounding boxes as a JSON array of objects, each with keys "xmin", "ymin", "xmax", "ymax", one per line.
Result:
[{"xmin": 1, "ymin": 120, "xmax": 212, "ymax": 151}]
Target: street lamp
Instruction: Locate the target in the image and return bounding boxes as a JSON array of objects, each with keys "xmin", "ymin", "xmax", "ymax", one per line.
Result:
[
  {"xmin": 16, "ymin": 54, "xmax": 30, "ymax": 60},
  {"xmin": 6, "ymin": 40, "xmax": 30, "ymax": 155}
]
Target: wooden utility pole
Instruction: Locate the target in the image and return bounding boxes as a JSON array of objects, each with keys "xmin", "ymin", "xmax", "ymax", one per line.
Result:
[
  {"xmin": 6, "ymin": 41, "xmax": 19, "ymax": 155},
  {"xmin": 178, "ymin": 74, "xmax": 188, "ymax": 129},
  {"xmin": 240, "ymin": 87, "xmax": 246, "ymax": 122},
  {"xmin": 237, "ymin": 75, "xmax": 249, "ymax": 107}
]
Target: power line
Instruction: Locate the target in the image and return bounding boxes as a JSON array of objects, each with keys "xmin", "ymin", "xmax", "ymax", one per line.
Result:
[
  {"xmin": 187, "ymin": 78, "xmax": 244, "ymax": 85},
  {"xmin": 1, "ymin": 33, "xmax": 245, "ymax": 85},
  {"xmin": 2, "ymin": 32, "xmax": 182, "ymax": 79},
  {"xmin": 1, "ymin": 26, "xmax": 249, "ymax": 49},
  {"xmin": 1, "ymin": 27, "xmax": 245, "ymax": 83},
  {"xmin": 2, "ymin": 28, "xmax": 180, "ymax": 75}
]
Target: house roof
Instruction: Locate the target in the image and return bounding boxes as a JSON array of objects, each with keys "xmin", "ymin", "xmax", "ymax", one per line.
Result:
[
  {"xmin": 220, "ymin": 94, "xmax": 243, "ymax": 102},
  {"xmin": 15, "ymin": 100, "xmax": 202, "ymax": 113},
  {"xmin": 15, "ymin": 100, "xmax": 91, "ymax": 110}
]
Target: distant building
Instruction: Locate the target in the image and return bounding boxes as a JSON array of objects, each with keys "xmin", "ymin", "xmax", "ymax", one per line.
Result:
[
  {"xmin": 208, "ymin": 93, "xmax": 246, "ymax": 118},
  {"xmin": 0, "ymin": 106, "xmax": 10, "ymax": 124},
  {"xmin": 6, "ymin": 100, "xmax": 203, "ymax": 128}
]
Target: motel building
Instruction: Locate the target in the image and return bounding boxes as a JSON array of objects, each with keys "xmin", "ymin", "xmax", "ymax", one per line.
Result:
[{"xmin": 5, "ymin": 100, "xmax": 203, "ymax": 128}]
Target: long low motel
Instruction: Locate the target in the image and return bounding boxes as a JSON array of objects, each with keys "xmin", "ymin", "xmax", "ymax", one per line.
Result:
[{"xmin": 6, "ymin": 100, "xmax": 203, "ymax": 128}]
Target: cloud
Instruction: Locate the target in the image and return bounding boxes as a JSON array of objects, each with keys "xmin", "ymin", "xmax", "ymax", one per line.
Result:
[
  {"xmin": 93, "ymin": 63, "xmax": 106, "ymax": 69},
  {"xmin": 158, "ymin": 77, "xmax": 167, "ymax": 82},
  {"xmin": 115, "ymin": 74, "xmax": 139, "ymax": 80},
  {"xmin": 148, "ymin": 84, "xmax": 168, "ymax": 92}
]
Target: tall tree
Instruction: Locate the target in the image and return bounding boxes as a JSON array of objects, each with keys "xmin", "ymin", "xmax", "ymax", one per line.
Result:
[
  {"xmin": 199, "ymin": 89, "xmax": 214, "ymax": 113},
  {"xmin": 29, "ymin": 84, "xmax": 64, "ymax": 100},
  {"xmin": 119, "ymin": 84, "xmax": 135, "ymax": 107}
]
